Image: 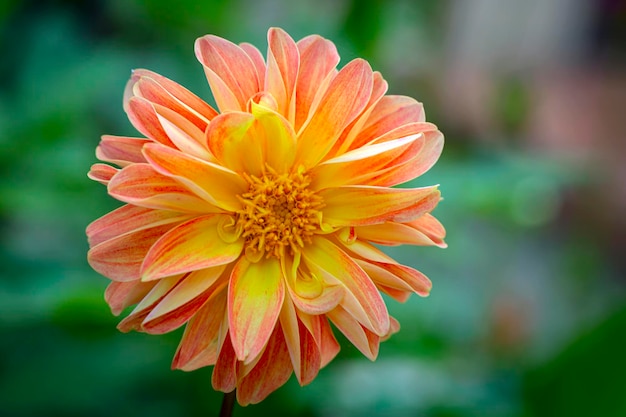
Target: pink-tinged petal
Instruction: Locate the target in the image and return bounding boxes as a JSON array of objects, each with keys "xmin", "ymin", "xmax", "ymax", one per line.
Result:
[
  {"xmin": 228, "ymin": 257, "xmax": 285, "ymax": 363},
  {"xmin": 88, "ymin": 223, "xmax": 178, "ymax": 282},
  {"xmin": 355, "ymin": 214, "xmax": 447, "ymax": 248},
  {"xmin": 295, "ymin": 59, "xmax": 373, "ymax": 168},
  {"xmin": 310, "ymin": 133, "xmax": 423, "ymax": 189},
  {"xmin": 327, "ymin": 305, "xmax": 380, "ymax": 360},
  {"xmin": 143, "ymin": 143, "xmax": 247, "ymax": 212},
  {"xmin": 96, "ymin": 135, "xmax": 150, "ymax": 166},
  {"xmin": 377, "ymin": 285, "xmax": 412, "ymax": 303},
  {"xmin": 382, "ymin": 316, "xmax": 401, "ymax": 341},
  {"xmin": 176, "ymin": 346, "xmax": 218, "ymax": 372},
  {"xmin": 142, "ymin": 266, "xmax": 228, "ymax": 334},
  {"xmin": 294, "ymin": 35, "xmax": 340, "ymax": 131},
  {"xmin": 195, "ymin": 35, "xmax": 260, "ymax": 112},
  {"xmin": 104, "ymin": 280, "xmax": 156, "ymax": 316},
  {"xmin": 357, "ymin": 259, "xmax": 432, "ymax": 297},
  {"xmin": 265, "ymin": 28, "xmax": 299, "ymax": 121},
  {"xmin": 212, "ymin": 331, "xmax": 238, "ymax": 393},
  {"xmin": 239, "ymin": 42, "xmax": 266, "ymax": 87},
  {"xmin": 329, "ymin": 71, "xmax": 389, "ymax": 158},
  {"xmin": 108, "ymin": 163, "xmax": 220, "ymax": 213},
  {"xmin": 131, "ymin": 69, "xmax": 217, "ymax": 130},
  {"xmin": 152, "ymin": 103, "xmax": 212, "ymax": 160},
  {"xmin": 250, "ymin": 101, "xmax": 296, "ymax": 173},
  {"xmin": 141, "ymin": 214, "xmax": 243, "ymax": 281},
  {"xmin": 117, "ymin": 274, "xmax": 184, "ymax": 332},
  {"xmin": 314, "ymin": 315, "xmax": 340, "ymax": 367},
  {"xmin": 348, "ymin": 95, "xmax": 425, "ymax": 150},
  {"xmin": 173, "ymin": 289, "xmax": 227, "ymax": 370},
  {"xmin": 126, "ymin": 96, "xmax": 176, "ymax": 147},
  {"xmin": 279, "ymin": 292, "xmax": 325, "ymax": 387},
  {"xmin": 320, "ymin": 185, "xmax": 441, "ymax": 227},
  {"xmin": 280, "ymin": 297, "xmax": 323, "ymax": 387},
  {"xmin": 295, "ymin": 318, "xmax": 322, "ymax": 385},
  {"xmin": 88, "ymin": 163, "xmax": 118, "ymax": 185},
  {"xmin": 367, "ymin": 128, "xmax": 444, "ymax": 187},
  {"xmin": 302, "ymin": 237, "xmax": 389, "ymax": 335},
  {"xmin": 409, "ymin": 213, "xmax": 447, "ymax": 247},
  {"xmin": 279, "ymin": 295, "xmax": 301, "ymax": 381},
  {"xmin": 296, "ymin": 312, "xmax": 341, "ymax": 368},
  {"xmin": 237, "ymin": 324, "xmax": 293, "ymax": 405},
  {"xmin": 205, "ymin": 112, "xmax": 263, "ymax": 176},
  {"xmin": 87, "ymin": 205, "xmax": 193, "ymax": 247}
]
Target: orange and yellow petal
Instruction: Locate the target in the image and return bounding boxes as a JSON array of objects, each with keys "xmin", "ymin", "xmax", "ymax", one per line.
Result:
[
  {"xmin": 141, "ymin": 214, "xmax": 243, "ymax": 280},
  {"xmin": 367, "ymin": 128, "xmax": 444, "ymax": 187},
  {"xmin": 205, "ymin": 112, "xmax": 265, "ymax": 176},
  {"xmin": 328, "ymin": 71, "xmax": 389, "ymax": 158},
  {"xmin": 347, "ymin": 95, "xmax": 425, "ymax": 151},
  {"xmin": 142, "ymin": 142, "xmax": 247, "ymax": 211},
  {"xmin": 319, "ymin": 185, "xmax": 441, "ymax": 227},
  {"xmin": 141, "ymin": 266, "xmax": 228, "ymax": 334},
  {"xmin": 228, "ymin": 257, "xmax": 285, "ymax": 363},
  {"xmin": 310, "ymin": 132, "xmax": 423, "ymax": 189}
]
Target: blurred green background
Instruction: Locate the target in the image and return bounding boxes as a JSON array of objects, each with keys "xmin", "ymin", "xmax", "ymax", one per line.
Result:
[{"xmin": 1, "ymin": 0, "xmax": 625, "ymax": 416}]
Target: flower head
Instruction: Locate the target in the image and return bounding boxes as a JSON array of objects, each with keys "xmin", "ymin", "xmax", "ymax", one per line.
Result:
[{"xmin": 87, "ymin": 27, "xmax": 446, "ymax": 405}]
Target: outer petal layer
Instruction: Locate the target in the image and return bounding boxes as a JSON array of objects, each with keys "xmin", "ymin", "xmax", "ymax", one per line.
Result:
[
  {"xmin": 320, "ymin": 185, "xmax": 441, "ymax": 227},
  {"xmin": 88, "ymin": 223, "xmax": 178, "ymax": 282}
]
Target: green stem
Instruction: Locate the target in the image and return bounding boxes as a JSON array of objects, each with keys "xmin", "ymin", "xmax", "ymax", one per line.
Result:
[{"xmin": 219, "ymin": 390, "xmax": 236, "ymax": 417}]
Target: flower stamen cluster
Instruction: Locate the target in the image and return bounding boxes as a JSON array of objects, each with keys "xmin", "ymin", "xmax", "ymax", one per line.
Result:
[{"xmin": 236, "ymin": 166, "xmax": 323, "ymax": 260}]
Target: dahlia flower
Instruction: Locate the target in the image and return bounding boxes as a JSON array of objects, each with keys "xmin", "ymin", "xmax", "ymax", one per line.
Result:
[{"xmin": 87, "ymin": 27, "xmax": 446, "ymax": 405}]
